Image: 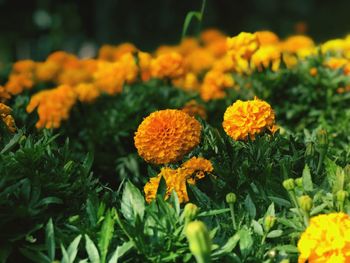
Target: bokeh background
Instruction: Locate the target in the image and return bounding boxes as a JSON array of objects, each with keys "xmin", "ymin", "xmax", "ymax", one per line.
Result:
[{"xmin": 1, "ymin": 0, "xmax": 349, "ymax": 62}]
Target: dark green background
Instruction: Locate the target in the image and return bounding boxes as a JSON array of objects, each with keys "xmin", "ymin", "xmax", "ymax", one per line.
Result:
[{"xmin": 0, "ymin": 0, "xmax": 349, "ymax": 62}]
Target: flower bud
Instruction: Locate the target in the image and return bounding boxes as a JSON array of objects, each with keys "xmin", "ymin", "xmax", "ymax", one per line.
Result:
[
  {"xmin": 183, "ymin": 203, "xmax": 199, "ymax": 222},
  {"xmin": 267, "ymin": 249, "xmax": 276, "ymax": 258},
  {"xmin": 185, "ymin": 221, "xmax": 212, "ymax": 263},
  {"xmin": 336, "ymin": 190, "xmax": 348, "ymax": 203},
  {"xmin": 264, "ymin": 215, "xmax": 276, "ymax": 232},
  {"xmin": 316, "ymin": 129, "xmax": 328, "ymax": 148},
  {"xmin": 283, "ymin": 179, "xmax": 295, "ymax": 191},
  {"xmin": 298, "ymin": 195, "xmax": 313, "ymax": 212},
  {"xmin": 295, "ymin": 177, "xmax": 303, "ymax": 188},
  {"xmin": 226, "ymin": 192, "xmax": 237, "ymax": 204}
]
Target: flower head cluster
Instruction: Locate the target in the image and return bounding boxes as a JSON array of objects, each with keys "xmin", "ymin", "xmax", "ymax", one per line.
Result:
[
  {"xmin": 0, "ymin": 103, "xmax": 16, "ymax": 132},
  {"xmin": 26, "ymin": 85, "xmax": 77, "ymax": 129},
  {"xmin": 200, "ymin": 70, "xmax": 234, "ymax": 101},
  {"xmin": 151, "ymin": 52, "xmax": 185, "ymax": 79},
  {"xmin": 298, "ymin": 213, "xmax": 350, "ymax": 263},
  {"xmin": 144, "ymin": 157, "xmax": 213, "ymax": 203},
  {"xmin": 222, "ymin": 97, "xmax": 276, "ymax": 140},
  {"xmin": 251, "ymin": 46, "xmax": 281, "ymax": 72},
  {"xmin": 134, "ymin": 109, "xmax": 201, "ymax": 164}
]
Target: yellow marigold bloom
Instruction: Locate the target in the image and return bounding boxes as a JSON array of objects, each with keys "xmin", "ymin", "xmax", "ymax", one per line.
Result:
[
  {"xmin": 222, "ymin": 97, "xmax": 276, "ymax": 140},
  {"xmin": 324, "ymin": 57, "xmax": 348, "ymax": 70},
  {"xmin": 227, "ymin": 32, "xmax": 260, "ymax": 60},
  {"xmin": 283, "ymin": 53, "xmax": 298, "ymax": 68},
  {"xmin": 74, "ymin": 83, "xmax": 100, "ymax": 103},
  {"xmin": 172, "ymin": 72, "xmax": 199, "ymax": 92},
  {"xmin": 200, "ymin": 70, "xmax": 234, "ymax": 101},
  {"xmin": 321, "ymin": 39, "xmax": 346, "ymax": 54},
  {"xmin": 144, "ymin": 157, "xmax": 213, "ymax": 203},
  {"xmin": 184, "ymin": 48, "xmax": 215, "ymax": 73},
  {"xmin": 181, "ymin": 100, "xmax": 207, "ymax": 120},
  {"xmin": 118, "ymin": 52, "xmax": 138, "ymax": 84},
  {"xmin": 298, "ymin": 213, "xmax": 350, "ymax": 263},
  {"xmin": 26, "ymin": 85, "xmax": 76, "ymax": 129},
  {"xmin": 207, "ymin": 38, "xmax": 228, "ymax": 57},
  {"xmin": 151, "ymin": 52, "xmax": 185, "ymax": 79},
  {"xmin": 281, "ymin": 35, "xmax": 314, "ymax": 53},
  {"xmin": 0, "ymin": 103, "xmax": 16, "ymax": 132},
  {"xmin": 255, "ymin": 31, "xmax": 280, "ymax": 46},
  {"xmin": 134, "ymin": 109, "xmax": 201, "ymax": 164},
  {"xmin": 251, "ymin": 46, "xmax": 281, "ymax": 72}
]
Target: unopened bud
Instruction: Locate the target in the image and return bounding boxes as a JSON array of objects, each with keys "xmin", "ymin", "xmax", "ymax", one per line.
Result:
[
  {"xmin": 295, "ymin": 177, "xmax": 303, "ymax": 188},
  {"xmin": 283, "ymin": 179, "xmax": 295, "ymax": 191},
  {"xmin": 264, "ymin": 215, "xmax": 276, "ymax": 232},
  {"xmin": 298, "ymin": 195, "xmax": 313, "ymax": 212},
  {"xmin": 185, "ymin": 221, "xmax": 212, "ymax": 262},
  {"xmin": 226, "ymin": 192, "xmax": 237, "ymax": 204},
  {"xmin": 183, "ymin": 203, "xmax": 199, "ymax": 222},
  {"xmin": 316, "ymin": 129, "xmax": 328, "ymax": 148}
]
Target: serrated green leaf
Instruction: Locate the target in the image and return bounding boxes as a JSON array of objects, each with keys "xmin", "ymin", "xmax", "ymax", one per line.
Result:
[
  {"xmin": 85, "ymin": 235, "xmax": 100, "ymax": 263},
  {"xmin": 267, "ymin": 229, "xmax": 283, "ymax": 238},
  {"xmin": 302, "ymin": 164, "xmax": 313, "ymax": 192},
  {"xmin": 121, "ymin": 181, "xmax": 145, "ymax": 222}
]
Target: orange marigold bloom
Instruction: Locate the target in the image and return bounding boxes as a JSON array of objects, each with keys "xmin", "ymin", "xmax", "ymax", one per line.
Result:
[
  {"xmin": 281, "ymin": 35, "xmax": 314, "ymax": 53},
  {"xmin": 298, "ymin": 213, "xmax": 350, "ymax": 263},
  {"xmin": 184, "ymin": 48, "xmax": 215, "ymax": 73},
  {"xmin": 309, "ymin": 67, "xmax": 318, "ymax": 76},
  {"xmin": 74, "ymin": 83, "xmax": 100, "ymax": 103},
  {"xmin": 151, "ymin": 52, "xmax": 185, "ymax": 79},
  {"xmin": 255, "ymin": 31, "xmax": 280, "ymax": 46},
  {"xmin": 181, "ymin": 100, "xmax": 207, "ymax": 120},
  {"xmin": 13, "ymin": 60, "xmax": 36, "ymax": 74},
  {"xmin": 144, "ymin": 157, "xmax": 213, "ymax": 203},
  {"xmin": 5, "ymin": 74, "xmax": 34, "ymax": 95},
  {"xmin": 200, "ymin": 70, "xmax": 234, "ymax": 101},
  {"xmin": 178, "ymin": 38, "xmax": 200, "ymax": 55},
  {"xmin": 98, "ymin": 43, "xmax": 137, "ymax": 61},
  {"xmin": 0, "ymin": 86, "xmax": 11, "ymax": 101},
  {"xmin": 0, "ymin": 103, "xmax": 16, "ymax": 132},
  {"xmin": 26, "ymin": 85, "xmax": 77, "ymax": 129},
  {"xmin": 93, "ymin": 61, "xmax": 126, "ymax": 95},
  {"xmin": 324, "ymin": 57, "xmax": 348, "ymax": 70},
  {"xmin": 138, "ymin": 51, "xmax": 152, "ymax": 82},
  {"xmin": 222, "ymin": 97, "xmax": 276, "ymax": 140},
  {"xmin": 172, "ymin": 72, "xmax": 199, "ymax": 92},
  {"xmin": 134, "ymin": 109, "xmax": 201, "ymax": 164},
  {"xmin": 35, "ymin": 61, "xmax": 61, "ymax": 82},
  {"xmin": 200, "ymin": 28, "xmax": 226, "ymax": 45}
]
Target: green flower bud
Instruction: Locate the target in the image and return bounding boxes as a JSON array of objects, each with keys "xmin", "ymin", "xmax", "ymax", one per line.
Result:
[
  {"xmin": 226, "ymin": 192, "xmax": 237, "ymax": 204},
  {"xmin": 183, "ymin": 203, "xmax": 199, "ymax": 222},
  {"xmin": 264, "ymin": 215, "xmax": 276, "ymax": 232},
  {"xmin": 316, "ymin": 129, "xmax": 328, "ymax": 148},
  {"xmin": 282, "ymin": 179, "xmax": 295, "ymax": 191},
  {"xmin": 298, "ymin": 195, "xmax": 313, "ymax": 212},
  {"xmin": 336, "ymin": 190, "xmax": 348, "ymax": 203},
  {"xmin": 185, "ymin": 221, "xmax": 212, "ymax": 263},
  {"xmin": 267, "ymin": 249, "xmax": 276, "ymax": 258},
  {"xmin": 295, "ymin": 177, "xmax": 303, "ymax": 188}
]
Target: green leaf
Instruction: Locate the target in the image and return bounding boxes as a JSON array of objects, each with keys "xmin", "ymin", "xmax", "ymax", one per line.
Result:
[
  {"xmin": 61, "ymin": 244, "xmax": 70, "ymax": 263},
  {"xmin": 85, "ymin": 235, "xmax": 100, "ymax": 263},
  {"xmin": 108, "ymin": 241, "xmax": 133, "ymax": 263},
  {"xmin": 212, "ymin": 233, "xmax": 240, "ymax": 258},
  {"xmin": 244, "ymin": 195, "xmax": 256, "ymax": 219},
  {"xmin": 267, "ymin": 230, "xmax": 283, "ymax": 238},
  {"xmin": 45, "ymin": 218, "xmax": 55, "ymax": 261},
  {"xmin": 238, "ymin": 228, "xmax": 253, "ymax": 258},
  {"xmin": 265, "ymin": 203, "xmax": 275, "ymax": 217},
  {"xmin": 198, "ymin": 208, "xmax": 230, "ymax": 217},
  {"xmin": 274, "ymin": 244, "xmax": 299, "ymax": 253},
  {"xmin": 302, "ymin": 164, "xmax": 313, "ymax": 192},
  {"xmin": 83, "ymin": 151, "xmax": 94, "ymax": 175},
  {"xmin": 0, "ymin": 129, "xmax": 23, "ymax": 154},
  {"xmin": 251, "ymin": 220, "xmax": 264, "ymax": 236},
  {"xmin": 67, "ymin": 235, "xmax": 82, "ymax": 263},
  {"xmin": 121, "ymin": 181, "xmax": 145, "ymax": 222},
  {"xmin": 98, "ymin": 210, "xmax": 115, "ymax": 263}
]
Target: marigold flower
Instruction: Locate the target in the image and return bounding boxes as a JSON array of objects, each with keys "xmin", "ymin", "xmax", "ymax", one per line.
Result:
[
  {"xmin": 93, "ymin": 61, "xmax": 126, "ymax": 94},
  {"xmin": 251, "ymin": 46, "xmax": 281, "ymax": 72},
  {"xmin": 181, "ymin": 100, "xmax": 207, "ymax": 119},
  {"xmin": 255, "ymin": 31, "xmax": 280, "ymax": 46},
  {"xmin": 172, "ymin": 73, "xmax": 199, "ymax": 92},
  {"xmin": 200, "ymin": 29, "xmax": 226, "ymax": 45},
  {"xmin": 151, "ymin": 52, "xmax": 185, "ymax": 79},
  {"xmin": 298, "ymin": 213, "xmax": 350, "ymax": 263},
  {"xmin": 138, "ymin": 51, "xmax": 152, "ymax": 82},
  {"xmin": 0, "ymin": 103, "xmax": 16, "ymax": 132},
  {"xmin": 26, "ymin": 85, "xmax": 77, "ymax": 129},
  {"xmin": 200, "ymin": 70, "xmax": 234, "ymax": 101},
  {"xmin": 35, "ymin": 61, "xmax": 61, "ymax": 82},
  {"xmin": 184, "ymin": 48, "xmax": 215, "ymax": 73},
  {"xmin": 321, "ymin": 39, "xmax": 346, "ymax": 54},
  {"xmin": 5, "ymin": 74, "xmax": 34, "ymax": 95},
  {"xmin": 178, "ymin": 38, "xmax": 200, "ymax": 55},
  {"xmin": 227, "ymin": 32, "xmax": 260, "ymax": 60},
  {"xmin": 74, "ymin": 83, "xmax": 100, "ymax": 103},
  {"xmin": 144, "ymin": 157, "xmax": 213, "ymax": 203},
  {"xmin": 309, "ymin": 67, "xmax": 318, "ymax": 76},
  {"xmin": 281, "ymin": 35, "xmax": 314, "ymax": 53},
  {"xmin": 222, "ymin": 97, "xmax": 276, "ymax": 140},
  {"xmin": 98, "ymin": 43, "xmax": 137, "ymax": 61},
  {"xmin": 134, "ymin": 109, "xmax": 201, "ymax": 164},
  {"xmin": 0, "ymin": 86, "xmax": 11, "ymax": 101}
]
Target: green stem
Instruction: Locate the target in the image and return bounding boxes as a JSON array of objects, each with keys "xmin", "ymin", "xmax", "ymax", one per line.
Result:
[
  {"xmin": 288, "ymin": 190, "xmax": 305, "ymax": 225},
  {"xmin": 316, "ymin": 149, "xmax": 326, "ymax": 175},
  {"xmin": 229, "ymin": 204, "xmax": 237, "ymax": 230},
  {"xmin": 261, "ymin": 233, "xmax": 267, "ymax": 245}
]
